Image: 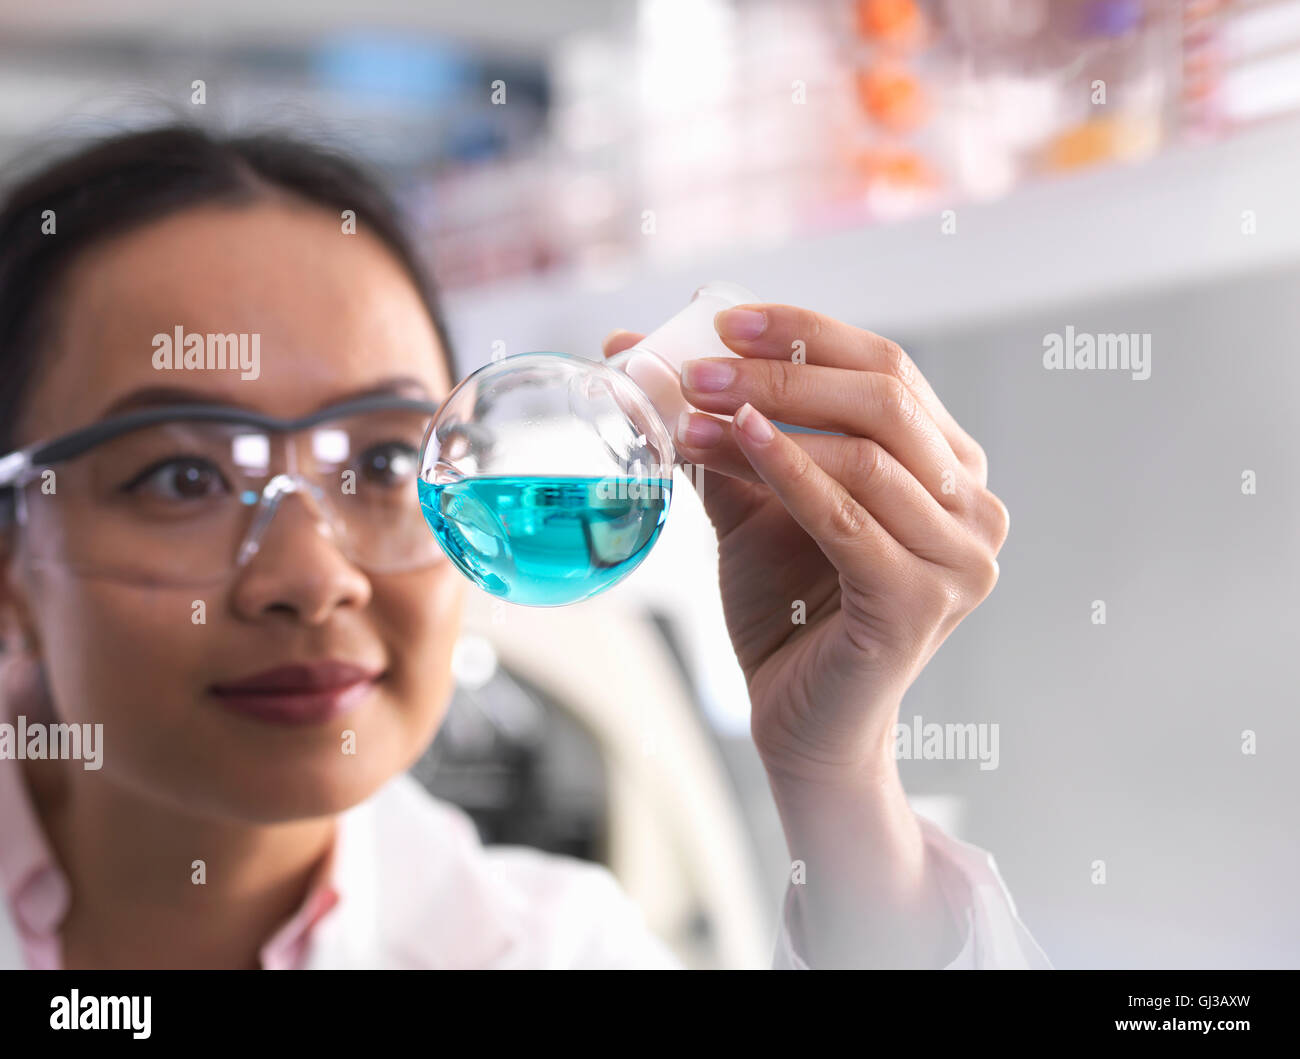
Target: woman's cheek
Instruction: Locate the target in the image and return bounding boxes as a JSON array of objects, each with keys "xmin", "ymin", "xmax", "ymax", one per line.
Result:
[
  {"xmin": 30, "ymin": 577, "xmax": 220, "ymax": 791},
  {"xmin": 372, "ymin": 563, "xmax": 466, "ymax": 766},
  {"xmin": 34, "ymin": 578, "xmax": 193, "ymax": 720}
]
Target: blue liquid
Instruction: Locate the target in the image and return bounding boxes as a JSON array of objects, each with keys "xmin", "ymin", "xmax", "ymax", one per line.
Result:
[{"xmin": 418, "ymin": 475, "xmax": 672, "ymax": 606}]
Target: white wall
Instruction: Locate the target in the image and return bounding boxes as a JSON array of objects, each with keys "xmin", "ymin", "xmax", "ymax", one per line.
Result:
[{"xmin": 898, "ymin": 263, "xmax": 1300, "ymax": 968}]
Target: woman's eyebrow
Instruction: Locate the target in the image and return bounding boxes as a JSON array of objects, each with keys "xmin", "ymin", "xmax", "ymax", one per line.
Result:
[
  {"xmin": 329, "ymin": 377, "xmax": 433, "ymax": 407},
  {"xmin": 97, "ymin": 386, "xmax": 233, "ymax": 419},
  {"xmin": 95, "ymin": 377, "xmax": 434, "ymax": 420}
]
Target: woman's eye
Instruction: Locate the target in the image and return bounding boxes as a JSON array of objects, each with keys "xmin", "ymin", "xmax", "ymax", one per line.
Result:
[
  {"xmin": 359, "ymin": 442, "xmax": 418, "ymax": 487},
  {"xmin": 125, "ymin": 458, "xmax": 230, "ymax": 501}
]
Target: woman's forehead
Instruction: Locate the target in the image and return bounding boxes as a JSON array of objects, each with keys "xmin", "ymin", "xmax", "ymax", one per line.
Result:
[{"xmin": 20, "ymin": 201, "xmax": 451, "ymax": 442}]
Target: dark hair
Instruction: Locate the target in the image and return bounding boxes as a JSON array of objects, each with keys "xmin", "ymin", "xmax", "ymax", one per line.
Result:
[{"xmin": 0, "ymin": 123, "xmax": 458, "ymax": 454}]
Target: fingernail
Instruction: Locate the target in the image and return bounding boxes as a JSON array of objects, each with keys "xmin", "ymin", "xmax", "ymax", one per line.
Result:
[
  {"xmin": 676, "ymin": 410, "xmax": 724, "ymax": 448},
  {"xmin": 714, "ymin": 308, "xmax": 767, "ymax": 341},
  {"xmin": 734, "ymin": 402, "xmax": 775, "ymax": 444},
  {"xmin": 681, "ymin": 358, "xmax": 735, "ymax": 392}
]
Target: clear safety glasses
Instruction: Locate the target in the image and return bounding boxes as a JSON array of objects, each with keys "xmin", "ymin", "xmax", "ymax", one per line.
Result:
[{"xmin": 0, "ymin": 394, "xmax": 446, "ymax": 587}]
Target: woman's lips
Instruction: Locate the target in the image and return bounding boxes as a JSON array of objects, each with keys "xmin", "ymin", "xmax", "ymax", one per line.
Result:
[{"xmin": 208, "ymin": 661, "xmax": 384, "ymax": 726}]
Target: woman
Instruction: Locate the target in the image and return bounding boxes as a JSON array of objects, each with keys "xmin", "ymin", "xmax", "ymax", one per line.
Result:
[{"xmin": 0, "ymin": 125, "xmax": 1047, "ymax": 969}]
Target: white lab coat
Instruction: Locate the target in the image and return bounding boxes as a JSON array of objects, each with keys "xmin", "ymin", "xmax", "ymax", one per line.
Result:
[{"xmin": 0, "ymin": 771, "xmax": 1050, "ymax": 969}]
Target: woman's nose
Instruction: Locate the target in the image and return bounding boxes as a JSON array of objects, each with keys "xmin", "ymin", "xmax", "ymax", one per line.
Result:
[{"xmin": 229, "ymin": 487, "xmax": 372, "ymax": 624}]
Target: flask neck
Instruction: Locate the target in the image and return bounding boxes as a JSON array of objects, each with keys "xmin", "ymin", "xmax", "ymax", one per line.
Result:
[
  {"xmin": 604, "ymin": 280, "xmax": 761, "ymax": 442},
  {"xmin": 605, "ymin": 345, "xmax": 687, "ymax": 445}
]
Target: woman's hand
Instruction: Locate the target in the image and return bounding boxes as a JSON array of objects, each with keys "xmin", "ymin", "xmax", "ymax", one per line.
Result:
[
  {"xmin": 604, "ymin": 303, "xmax": 1007, "ymax": 783},
  {"xmin": 603, "ymin": 303, "xmax": 1008, "ymax": 966}
]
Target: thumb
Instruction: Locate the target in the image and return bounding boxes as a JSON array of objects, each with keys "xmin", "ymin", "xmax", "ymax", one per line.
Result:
[
  {"xmin": 601, "ymin": 329, "xmax": 644, "ymax": 358},
  {"xmin": 600, "ymin": 328, "xmax": 760, "ymax": 533}
]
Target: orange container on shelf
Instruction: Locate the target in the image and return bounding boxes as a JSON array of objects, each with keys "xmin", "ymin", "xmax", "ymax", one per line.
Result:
[
  {"xmin": 854, "ymin": 0, "xmax": 927, "ymax": 50},
  {"xmin": 854, "ymin": 63, "xmax": 929, "ymax": 131}
]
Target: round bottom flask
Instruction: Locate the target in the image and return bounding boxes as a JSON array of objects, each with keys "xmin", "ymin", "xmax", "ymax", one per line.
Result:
[{"xmin": 418, "ymin": 281, "xmax": 760, "ymax": 606}]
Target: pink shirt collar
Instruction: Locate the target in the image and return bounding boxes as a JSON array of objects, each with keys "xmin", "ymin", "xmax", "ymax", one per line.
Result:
[{"xmin": 0, "ymin": 725, "xmax": 69, "ymax": 969}]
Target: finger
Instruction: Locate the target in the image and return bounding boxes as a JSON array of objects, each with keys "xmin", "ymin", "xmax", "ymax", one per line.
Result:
[
  {"xmin": 679, "ymin": 408, "xmax": 1010, "ymax": 554},
  {"xmin": 713, "ymin": 303, "xmax": 988, "ymax": 483},
  {"xmin": 681, "ymin": 359, "xmax": 966, "ymax": 511},
  {"xmin": 722, "ymin": 401, "xmax": 917, "ymax": 587},
  {"xmin": 603, "ymin": 323, "xmax": 1000, "ymax": 547},
  {"xmin": 676, "ymin": 411, "xmax": 962, "ymax": 563}
]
